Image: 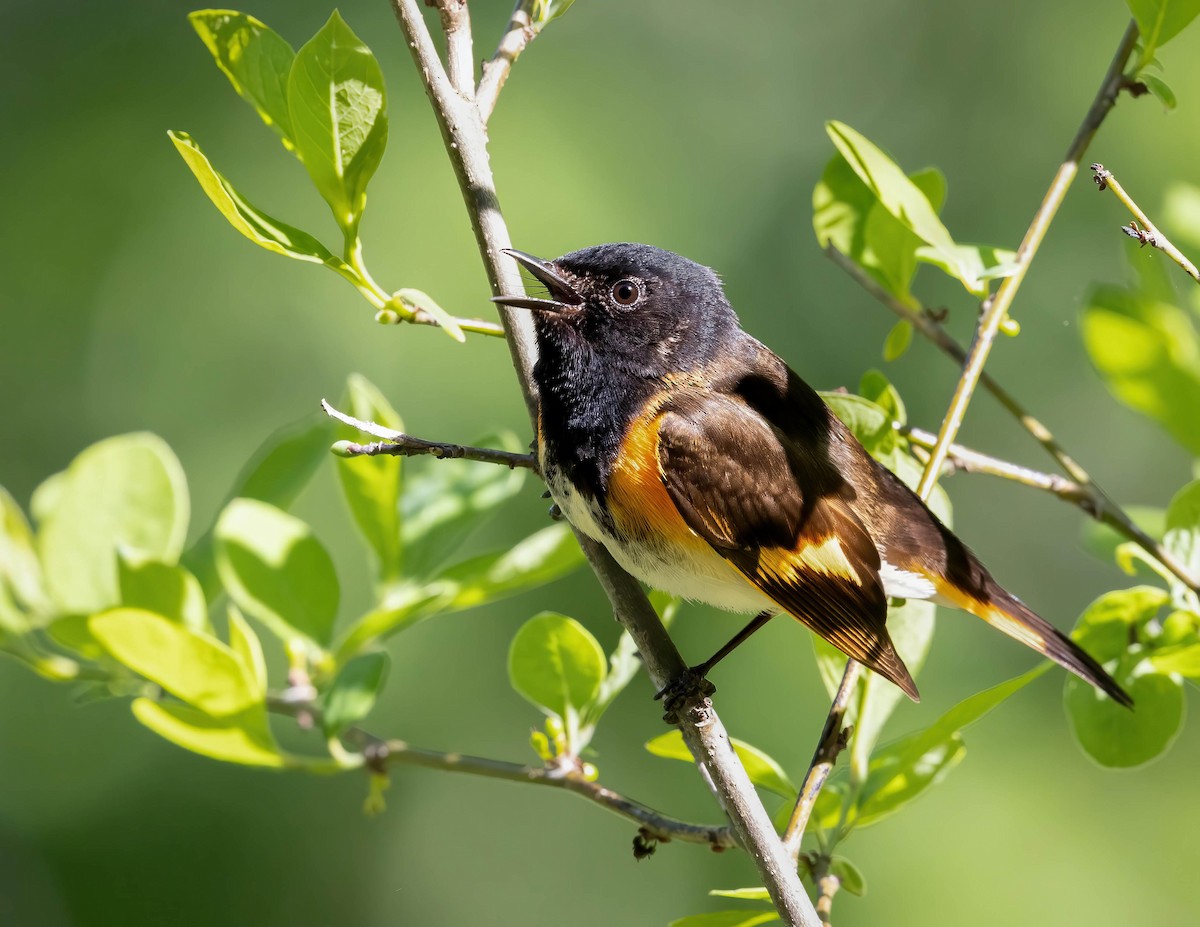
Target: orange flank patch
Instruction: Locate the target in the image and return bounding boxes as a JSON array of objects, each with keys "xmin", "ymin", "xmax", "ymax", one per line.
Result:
[
  {"xmin": 933, "ymin": 578, "xmax": 1046, "ymax": 652},
  {"xmin": 607, "ymin": 414, "xmax": 704, "ymax": 550}
]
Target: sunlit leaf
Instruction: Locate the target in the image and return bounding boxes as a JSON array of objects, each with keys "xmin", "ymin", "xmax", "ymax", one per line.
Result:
[
  {"xmin": 335, "ymin": 374, "xmax": 404, "ymax": 581},
  {"xmin": 509, "ymin": 612, "xmax": 606, "ymax": 748},
  {"xmin": 1071, "ymin": 585, "xmax": 1169, "ymax": 661},
  {"xmin": 117, "ymin": 551, "xmax": 208, "ymax": 633},
  {"xmin": 1126, "ymin": 0, "xmax": 1200, "ymax": 68},
  {"xmin": 189, "ymin": 10, "xmax": 295, "ymax": 148},
  {"xmin": 831, "ymin": 857, "xmax": 867, "ymax": 897},
  {"xmin": 709, "ymin": 888, "xmax": 771, "ymax": 901},
  {"xmin": 1066, "ymin": 665, "xmax": 1183, "ymax": 768},
  {"xmin": 37, "ymin": 434, "xmax": 189, "ymax": 614},
  {"xmin": 227, "ymin": 605, "xmax": 267, "ymax": 697},
  {"xmin": 215, "ymin": 498, "xmax": 339, "ymax": 647},
  {"xmin": 132, "ymin": 698, "xmax": 285, "ymax": 767},
  {"xmin": 287, "ymin": 11, "xmax": 387, "ymax": 235},
  {"xmin": 0, "ymin": 485, "xmax": 46, "ymax": 615},
  {"xmin": 394, "ymin": 288, "xmax": 465, "ymax": 343},
  {"xmin": 90, "ymin": 608, "xmax": 259, "ymax": 716}
]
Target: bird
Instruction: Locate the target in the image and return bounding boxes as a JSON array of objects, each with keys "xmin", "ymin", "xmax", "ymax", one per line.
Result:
[{"xmin": 491, "ymin": 242, "xmax": 1132, "ymax": 708}]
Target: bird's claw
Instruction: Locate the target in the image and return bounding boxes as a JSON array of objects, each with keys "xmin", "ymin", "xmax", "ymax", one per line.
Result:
[{"xmin": 655, "ymin": 667, "xmax": 717, "ymax": 724}]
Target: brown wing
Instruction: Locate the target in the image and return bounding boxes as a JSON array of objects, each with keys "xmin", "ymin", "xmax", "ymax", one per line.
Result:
[{"xmin": 656, "ymin": 393, "xmax": 918, "ymax": 699}]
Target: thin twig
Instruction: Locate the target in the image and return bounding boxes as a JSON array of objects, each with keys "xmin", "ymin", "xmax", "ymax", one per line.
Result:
[
  {"xmin": 1091, "ymin": 163, "xmax": 1200, "ymax": 284},
  {"xmin": 403, "ymin": 308, "xmax": 506, "ymax": 337},
  {"xmin": 815, "ymin": 871, "xmax": 840, "ymax": 927},
  {"xmin": 783, "ymin": 662, "xmax": 859, "ymax": 859},
  {"xmin": 914, "ymin": 20, "xmax": 1140, "ymax": 499},
  {"xmin": 321, "ymin": 399, "xmax": 537, "ymax": 468},
  {"xmin": 477, "ymin": 2, "xmax": 536, "ymax": 124},
  {"xmin": 387, "ymin": 3, "xmax": 818, "ymax": 923},
  {"xmin": 435, "ymin": 0, "xmax": 475, "ymax": 99}
]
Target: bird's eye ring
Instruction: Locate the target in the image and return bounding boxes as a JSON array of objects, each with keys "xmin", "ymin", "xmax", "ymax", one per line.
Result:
[{"xmin": 611, "ymin": 279, "xmax": 640, "ymax": 306}]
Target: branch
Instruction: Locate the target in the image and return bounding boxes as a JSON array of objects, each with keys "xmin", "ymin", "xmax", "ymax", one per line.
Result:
[
  {"xmin": 1091, "ymin": 162, "xmax": 1200, "ymax": 285},
  {"xmin": 477, "ymin": 2, "xmax": 536, "ymax": 124},
  {"xmin": 435, "ymin": 0, "xmax": 475, "ymax": 99},
  {"xmin": 321, "ymin": 399, "xmax": 537, "ymax": 469},
  {"xmin": 913, "ymin": 19, "xmax": 1140, "ymax": 499},
  {"xmin": 386, "ymin": 3, "xmax": 819, "ymax": 923}
]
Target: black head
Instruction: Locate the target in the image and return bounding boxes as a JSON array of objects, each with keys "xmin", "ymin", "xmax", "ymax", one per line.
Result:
[{"xmin": 493, "ymin": 243, "xmax": 740, "ymax": 377}]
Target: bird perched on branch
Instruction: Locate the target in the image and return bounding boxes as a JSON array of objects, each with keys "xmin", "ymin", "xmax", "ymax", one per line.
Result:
[{"xmin": 493, "ymin": 243, "xmax": 1131, "ymax": 708}]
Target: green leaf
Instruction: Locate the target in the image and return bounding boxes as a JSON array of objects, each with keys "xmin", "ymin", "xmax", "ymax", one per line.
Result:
[
  {"xmin": 831, "ymin": 857, "xmax": 867, "ymax": 897},
  {"xmin": 883, "ymin": 319, "xmax": 913, "ymax": 361},
  {"xmin": 858, "ymin": 369, "xmax": 906, "ymax": 426},
  {"xmin": 1151, "ymin": 642, "xmax": 1200, "ymax": 675},
  {"xmin": 508, "ymin": 612, "xmax": 606, "ymax": 730},
  {"xmin": 394, "ymin": 288, "xmax": 465, "ymax": 343},
  {"xmin": 334, "ymin": 585, "xmax": 457, "ymax": 662},
  {"xmin": 214, "ymin": 498, "xmax": 339, "ymax": 648},
  {"xmin": 335, "ymin": 374, "xmax": 404, "ymax": 581},
  {"xmin": 1164, "ymin": 480, "xmax": 1200, "ymax": 581},
  {"xmin": 1142, "ymin": 73, "xmax": 1178, "ymax": 110},
  {"xmin": 1066, "ymin": 667, "xmax": 1184, "ymax": 768},
  {"xmin": 169, "ymin": 131, "xmax": 359, "ymax": 280},
  {"xmin": 826, "ymin": 122, "xmax": 1000, "ymax": 296},
  {"xmin": 400, "ymin": 436, "xmax": 527, "ymax": 577},
  {"xmin": 669, "ymin": 913, "xmax": 779, "ymax": 927},
  {"xmin": 132, "ymin": 698, "xmax": 285, "ymax": 767},
  {"xmin": 1126, "ymin": 0, "xmax": 1200, "ymax": 68},
  {"xmin": 856, "ymin": 734, "xmax": 966, "ymax": 828},
  {"xmin": 37, "ymin": 433, "xmax": 189, "ymax": 614},
  {"xmin": 1071, "ymin": 586, "xmax": 1169, "ymax": 661},
  {"xmin": 435, "ymin": 522, "xmax": 584, "ymax": 613},
  {"xmin": 820, "ymin": 392, "xmax": 896, "ymax": 457},
  {"xmin": 1164, "ymin": 182, "xmax": 1200, "ymax": 252},
  {"xmin": 1080, "ymin": 505, "xmax": 1165, "ymax": 565},
  {"xmin": 287, "ymin": 11, "xmax": 387, "ymax": 235},
  {"xmin": 1081, "ymin": 284, "xmax": 1200, "ymax": 456},
  {"xmin": 227, "ymin": 605, "xmax": 267, "ymax": 697},
  {"xmin": 0, "ymin": 485, "xmax": 46, "ymax": 615},
  {"xmin": 184, "ymin": 412, "xmax": 335, "ymax": 597},
  {"xmin": 189, "ymin": 10, "xmax": 296, "ymax": 148},
  {"xmin": 322, "ymin": 651, "xmax": 390, "ymax": 736},
  {"xmin": 645, "ymin": 731, "xmax": 796, "ymax": 798},
  {"xmin": 709, "ymin": 888, "xmax": 772, "ymax": 901},
  {"xmin": 117, "ymin": 551, "xmax": 208, "ymax": 633},
  {"xmin": 533, "ymin": 0, "xmax": 578, "ymax": 26},
  {"xmin": 90, "ymin": 608, "xmax": 259, "ymax": 716}
]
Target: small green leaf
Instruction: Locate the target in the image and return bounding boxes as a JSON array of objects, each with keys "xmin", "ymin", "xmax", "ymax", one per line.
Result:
[
  {"xmin": 394, "ymin": 288, "xmax": 465, "ymax": 343},
  {"xmin": 37, "ymin": 434, "xmax": 189, "ymax": 614},
  {"xmin": 322, "ymin": 651, "xmax": 390, "ymax": 736},
  {"xmin": 1071, "ymin": 586, "xmax": 1169, "ymax": 661},
  {"xmin": 533, "ymin": 0, "xmax": 578, "ymax": 26},
  {"xmin": 1066, "ymin": 667, "xmax": 1184, "ymax": 768},
  {"xmin": 1081, "ymin": 284, "xmax": 1200, "ymax": 456},
  {"xmin": 820, "ymin": 392, "xmax": 896, "ymax": 457},
  {"xmin": 90, "ymin": 608, "xmax": 259, "ymax": 716},
  {"xmin": 169, "ymin": 131, "xmax": 359, "ymax": 280},
  {"xmin": 227, "ymin": 605, "xmax": 267, "ymax": 697},
  {"xmin": 335, "ymin": 374, "xmax": 404, "ymax": 581},
  {"xmin": 400, "ymin": 434, "xmax": 527, "ymax": 577},
  {"xmin": 184, "ymin": 412, "xmax": 335, "ymax": 597},
  {"xmin": 287, "ymin": 11, "xmax": 387, "ymax": 235},
  {"xmin": 117, "ymin": 551, "xmax": 208, "ymax": 633},
  {"xmin": 214, "ymin": 498, "xmax": 339, "ymax": 648},
  {"xmin": 882, "ymin": 319, "xmax": 913, "ymax": 361},
  {"xmin": 0, "ymin": 486, "xmax": 46, "ymax": 614},
  {"xmin": 132, "ymin": 698, "xmax": 285, "ymax": 767},
  {"xmin": 1143, "ymin": 73, "xmax": 1178, "ymax": 109},
  {"xmin": 508, "ymin": 612, "xmax": 606, "ymax": 733},
  {"xmin": 189, "ymin": 10, "xmax": 296, "ymax": 148},
  {"xmin": 709, "ymin": 888, "xmax": 772, "ymax": 901},
  {"xmin": 1164, "ymin": 480, "xmax": 1200, "ymax": 580},
  {"xmin": 1151, "ymin": 642, "xmax": 1200, "ymax": 675},
  {"xmin": 645, "ymin": 731, "xmax": 796, "ymax": 798},
  {"xmin": 668, "ymin": 911, "xmax": 780, "ymax": 927},
  {"xmin": 856, "ymin": 734, "xmax": 966, "ymax": 828},
  {"xmin": 858, "ymin": 370, "xmax": 906, "ymax": 426},
  {"xmin": 831, "ymin": 857, "xmax": 867, "ymax": 897},
  {"xmin": 334, "ymin": 585, "xmax": 456, "ymax": 662},
  {"xmin": 1126, "ymin": 0, "xmax": 1200, "ymax": 68}
]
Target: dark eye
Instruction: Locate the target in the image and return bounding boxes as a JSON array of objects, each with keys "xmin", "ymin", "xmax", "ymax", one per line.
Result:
[{"xmin": 611, "ymin": 279, "xmax": 640, "ymax": 306}]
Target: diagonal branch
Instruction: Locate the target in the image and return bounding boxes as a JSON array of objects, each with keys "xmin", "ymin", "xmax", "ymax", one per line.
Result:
[
  {"xmin": 386, "ymin": 3, "xmax": 818, "ymax": 923},
  {"xmin": 477, "ymin": 2, "xmax": 537, "ymax": 124}
]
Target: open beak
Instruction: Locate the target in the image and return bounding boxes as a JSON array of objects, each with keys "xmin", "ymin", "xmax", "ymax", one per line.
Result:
[{"xmin": 491, "ymin": 249, "xmax": 582, "ymax": 315}]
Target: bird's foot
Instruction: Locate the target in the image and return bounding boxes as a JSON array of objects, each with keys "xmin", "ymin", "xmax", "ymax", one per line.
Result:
[{"xmin": 655, "ymin": 667, "xmax": 717, "ymax": 724}]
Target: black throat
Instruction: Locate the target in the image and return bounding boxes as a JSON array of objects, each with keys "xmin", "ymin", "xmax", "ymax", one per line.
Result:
[{"xmin": 533, "ymin": 327, "xmax": 659, "ymax": 503}]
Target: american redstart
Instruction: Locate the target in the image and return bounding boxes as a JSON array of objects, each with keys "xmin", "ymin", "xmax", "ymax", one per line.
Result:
[{"xmin": 492, "ymin": 243, "xmax": 1131, "ymax": 707}]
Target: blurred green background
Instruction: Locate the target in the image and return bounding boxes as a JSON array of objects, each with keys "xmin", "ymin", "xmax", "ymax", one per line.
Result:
[{"xmin": 3, "ymin": 1, "xmax": 1199, "ymax": 924}]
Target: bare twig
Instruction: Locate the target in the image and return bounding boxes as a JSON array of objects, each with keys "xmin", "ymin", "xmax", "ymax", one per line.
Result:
[
  {"xmin": 914, "ymin": 20, "xmax": 1140, "ymax": 498},
  {"xmin": 815, "ymin": 871, "xmax": 840, "ymax": 927},
  {"xmin": 1091, "ymin": 162, "xmax": 1200, "ymax": 284},
  {"xmin": 321, "ymin": 399, "xmax": 537, "ymax": 469},
  {"xmin": 398, "ymin": 308, "xmax": 505, "ymax": 337},
  {"xmin": 783, "ymin": 662, "xmax": 859, "ymax": 859},
  {"xmin": 386, "ymin": 3, "xmax": 818, "ymax": 923},
  {"xmin": 434, "ymin": 0, "xmax": 475, "ymax": 99},
  {"xmin": 477, "ymin": 2, "xmax": 536, "ymax": 124}
]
